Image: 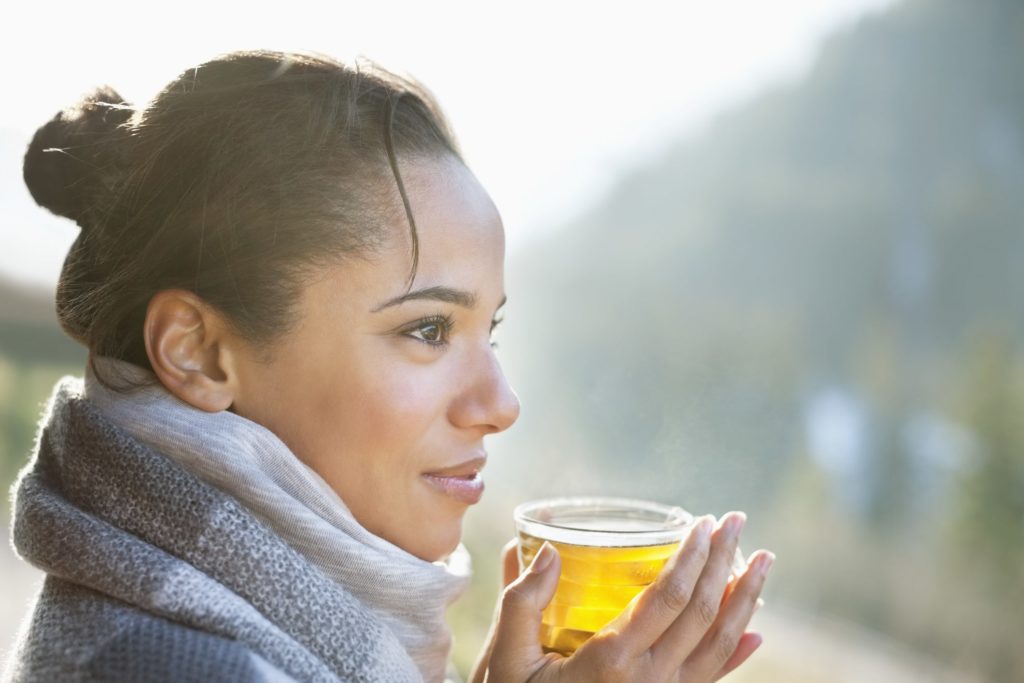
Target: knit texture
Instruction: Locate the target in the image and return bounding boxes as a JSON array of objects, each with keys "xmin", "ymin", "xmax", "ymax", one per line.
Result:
[
  {"xmin": 3, "ymin": 368, "xmax": 467, "ymax": 682},
  {"xmin": 82, "ymin": 356, "xmax": 471, "ymax": 681}
]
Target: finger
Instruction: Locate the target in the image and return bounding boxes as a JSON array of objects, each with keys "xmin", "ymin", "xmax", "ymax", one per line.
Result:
[
  {"xmin": 680, "ymin": 549, "xmax": 775, "ymax": 680},
  {"xmin": 487, "ymin": 541, "xmax": 563, "ymax": 678},
  {"xmin": 470, "ymin": 539, "xmax": 527, "ymax": 683},
  {"xmin": 616, "ymin": 515, "xmax": 714, "ymax": 655},
  {"xmin": 502, "ymin": 538, "xmax": 520, "ymax": 588},
  {"xmin": 650, "ymin": 511, "xmax": 746, "ymax": 671},
  {"xmin": 712, "ymin": 632, "xmax": 763, "ymax": 681}
]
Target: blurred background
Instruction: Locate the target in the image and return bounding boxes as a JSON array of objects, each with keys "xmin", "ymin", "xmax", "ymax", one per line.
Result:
[{"xmin": 2, "ymin": 1, "xmax": 1021, "ymax": 681}]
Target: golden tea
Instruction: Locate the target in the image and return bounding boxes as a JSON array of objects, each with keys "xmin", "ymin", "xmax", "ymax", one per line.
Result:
[
  {"xmin": 514, "ymin": 497, "xmax": 747, "ymax": 656},
  {"xmin": 514, "ymin": 497, "xmax": 693, "ymax": 656},
  {"xmin": 518, "ymin": 530, "xmax": 681, "ymax": 655}
]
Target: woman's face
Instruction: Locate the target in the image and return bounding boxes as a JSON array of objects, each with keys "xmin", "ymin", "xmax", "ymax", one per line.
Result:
[{"xmin": 230, "ymin": 156, "xmax": 520, "ymax": 562}]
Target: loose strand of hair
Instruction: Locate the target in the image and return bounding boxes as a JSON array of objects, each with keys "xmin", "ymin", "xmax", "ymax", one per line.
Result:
[{"xmin": 383, "ymin": 90, "xmax": 419, "ymax": 291}]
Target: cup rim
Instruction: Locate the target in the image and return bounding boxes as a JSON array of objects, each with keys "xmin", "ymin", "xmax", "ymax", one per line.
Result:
[{"xmin": 513, "ymin": 496, "xmax": 695, "ymax": 547}]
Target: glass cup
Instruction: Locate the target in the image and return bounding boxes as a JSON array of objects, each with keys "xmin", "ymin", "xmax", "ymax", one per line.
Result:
[{"xmin": 513, "ymin": 496, "xmax": 747, "ymax": 656}]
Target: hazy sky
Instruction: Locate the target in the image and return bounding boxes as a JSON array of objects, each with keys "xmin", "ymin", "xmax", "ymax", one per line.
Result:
[{"xmin": 1, "ymin": 0, "xmax": 894, "ymax": 288}]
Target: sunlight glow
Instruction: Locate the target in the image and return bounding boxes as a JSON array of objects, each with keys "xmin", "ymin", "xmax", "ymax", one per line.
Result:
[{"xmin": 1, "ymin": 0, "xmax": 894, "ymax": 287}]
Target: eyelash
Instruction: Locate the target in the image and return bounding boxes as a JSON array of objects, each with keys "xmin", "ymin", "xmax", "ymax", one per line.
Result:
[{"xmin": 406, "ymin": 312, "xmax": 504, "ymax": 350}]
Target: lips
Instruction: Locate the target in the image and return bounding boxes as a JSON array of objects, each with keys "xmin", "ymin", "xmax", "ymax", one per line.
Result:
[
  {"xmin": 422, "ymin": 454, "xmax": 487, "ymax": 504},
  {"xmin": 424, "ymin": 454, "xmax": 487, "ymax": 478}
]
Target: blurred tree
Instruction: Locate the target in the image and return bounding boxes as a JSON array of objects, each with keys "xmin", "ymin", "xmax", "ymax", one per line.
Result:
[
  {"xmin": 948, "ymin": 329, "xmax": 1024, "ymax": 577},
  {"xmin": 503, "ymin": 0, "xmax": 1024, "ymax": 679}
]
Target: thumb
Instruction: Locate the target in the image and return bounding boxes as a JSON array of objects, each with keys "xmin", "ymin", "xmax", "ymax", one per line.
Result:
[
  {"xmin": 502, "ymin": 538, "xmax": 520, "ymax": 588},
  {"xmin": 487, "ymin": 541, "xmax": 562, "ymax": 677},
  {"xmin": 469, "ymin": 539, "xmax": 533, "ymax": 683}
]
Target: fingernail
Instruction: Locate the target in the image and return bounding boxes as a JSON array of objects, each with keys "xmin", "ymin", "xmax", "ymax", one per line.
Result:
[
  {"xmin": 758, "ymin": 552, "xmax": 776, "ymax": 576},
  {"xmin": 725, "ymin": 512, "xmax": 747, "ymax": 536},
  {"xmin": 754, "ymin": 598, "xmax": 765, "ymax": 613},
  {"xmin": 530, "ymin": 541, "xmax": 556, "ymax": 574}
]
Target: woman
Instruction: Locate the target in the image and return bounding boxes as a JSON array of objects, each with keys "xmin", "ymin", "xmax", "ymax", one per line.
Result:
[{"xmin": 7, "ymin": 50, "xmax": 772, "ymax": 682}]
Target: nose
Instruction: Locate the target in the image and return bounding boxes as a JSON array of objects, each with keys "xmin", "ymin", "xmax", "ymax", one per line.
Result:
[{"xmin": 448, "ymin": 346, "xmax": 521, "ymax": 434}]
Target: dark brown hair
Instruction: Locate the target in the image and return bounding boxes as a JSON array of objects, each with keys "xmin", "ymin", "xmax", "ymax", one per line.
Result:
[{"xmin": 23, "ymin": 49, "xmax": 463, "ymax": 388}]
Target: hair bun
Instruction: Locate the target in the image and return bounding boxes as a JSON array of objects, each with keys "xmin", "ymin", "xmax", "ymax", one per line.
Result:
[{"xmin": 23, "ymin": 85, "xmax": 133, "ymax": 228}]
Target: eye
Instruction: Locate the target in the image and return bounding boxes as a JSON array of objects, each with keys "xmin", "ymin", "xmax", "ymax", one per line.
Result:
[
  {"xmin": 418, "ymin": 323, "xmax": 444, "ymax": 343},
  {"xmin": 406, "ymin": 314, "xmax": 454, "ymax": 348},
  {"xmin": 490, "ymin": 315, "xmax": 504, "ymax": 349}
]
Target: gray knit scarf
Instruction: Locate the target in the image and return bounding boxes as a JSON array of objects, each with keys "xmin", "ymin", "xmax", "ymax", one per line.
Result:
[{"xmin": 6, "ymin": 359, "xmax": 472, "ymax": 682}]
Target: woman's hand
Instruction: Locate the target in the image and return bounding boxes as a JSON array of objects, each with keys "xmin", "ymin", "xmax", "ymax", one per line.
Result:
[{"xmin": 469, "ymin": 512, "xmax": 774, "ymax": 683}]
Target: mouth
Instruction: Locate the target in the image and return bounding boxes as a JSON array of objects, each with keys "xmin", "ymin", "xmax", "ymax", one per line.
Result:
[
  {"xmin": 422, "ymin": 454, "xmax": 487, "ymax": 504},
  {"xmin": 423, "ymin": 454, "xmax": 487, "ymax": 479}
]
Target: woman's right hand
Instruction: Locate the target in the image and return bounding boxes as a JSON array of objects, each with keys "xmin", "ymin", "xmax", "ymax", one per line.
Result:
[{"xmin": 477, "ymin": 512, "xmax": 774, "ymax": 682}]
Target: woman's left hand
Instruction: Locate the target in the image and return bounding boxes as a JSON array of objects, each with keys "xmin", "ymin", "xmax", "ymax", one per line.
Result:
[{"xmin": 469, "ymin": 539, "xmax": 521, "ymax": 683}]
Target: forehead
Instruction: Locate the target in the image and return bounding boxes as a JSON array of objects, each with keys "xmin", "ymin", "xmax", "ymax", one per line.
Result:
[
  {"xmin": 401, "ymin": 157, "xmax": 503, "ymax": 250},
  {"xmin": 314, "ymin": 157, "xmax": 506, "ymax": 307},
  {"xmin": 385, "ymin": 156, "xmax": 505, "ymax": 278}
]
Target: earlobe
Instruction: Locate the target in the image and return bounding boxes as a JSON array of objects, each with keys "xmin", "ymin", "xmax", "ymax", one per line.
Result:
[{"xmin": 143, "ymin": 290, "xmax": 239, "ymax": 413}]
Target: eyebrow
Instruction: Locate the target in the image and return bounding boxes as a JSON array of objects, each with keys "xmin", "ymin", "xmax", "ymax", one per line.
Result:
[{"xmin": 371, "ymin": 286, "xmax": 507, "ymax": 313}]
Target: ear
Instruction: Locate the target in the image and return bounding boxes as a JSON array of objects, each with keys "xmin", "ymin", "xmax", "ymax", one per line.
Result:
[{"xmin": 143, "ymin": 289, "xmax": 243, "ymax": 412}]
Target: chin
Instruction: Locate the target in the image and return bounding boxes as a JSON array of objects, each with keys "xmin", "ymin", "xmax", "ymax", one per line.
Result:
[{"xmin": 409, "ymin": 522, "xmax": 463, "ymax": 563}]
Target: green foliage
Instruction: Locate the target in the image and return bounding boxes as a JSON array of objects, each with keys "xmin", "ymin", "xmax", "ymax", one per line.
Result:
[
  {"xmin": 0, "ymin": 354, "xmax": 86, "ymax": 514},
  {"xmin": 947, "ymin": 329, "xmax": 1024, "ymax": 581}
]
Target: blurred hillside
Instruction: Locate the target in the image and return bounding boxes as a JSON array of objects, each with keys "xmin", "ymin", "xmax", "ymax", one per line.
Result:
[
  {"xmin": 0, "ymin": 278, "xmax": 85, "ymax": 492},
  {"xmin": 0, "ymin": 278, "xmax": 84, "ymax": 366},
  {"xmin": 484, "ymin": 0, "xmax": 1023, "ymax": 680}
]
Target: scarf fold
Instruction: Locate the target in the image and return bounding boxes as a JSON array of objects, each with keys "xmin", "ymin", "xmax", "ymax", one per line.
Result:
[{"xmin": 10, "ymin": 358, "xmax": 472, "ymax": 682}]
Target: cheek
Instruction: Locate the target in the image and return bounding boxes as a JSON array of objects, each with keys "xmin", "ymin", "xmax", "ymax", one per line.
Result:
[{"xmin": 325, "ymin": 362, "xmax": 446, "ymax": 469}]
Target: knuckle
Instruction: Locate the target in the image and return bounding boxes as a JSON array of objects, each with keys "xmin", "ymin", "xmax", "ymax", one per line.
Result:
[
  {"xmin": 596, "ymin": 647, "xmax": 632, "ymax": 682},
  {"xmin": 657, "ymin": 577, "xmax": 693, "ymax": 613},
  {"xmin": 712, "ymin": 628, "xmax": 740, "ymax": 663},
  {"xmin": 501, "ymin": 581, "xmax": 532, "ymax": 610},
  {"xmin": 694, "ymin": 593, "xmax": 719, "ymax": 627}
]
